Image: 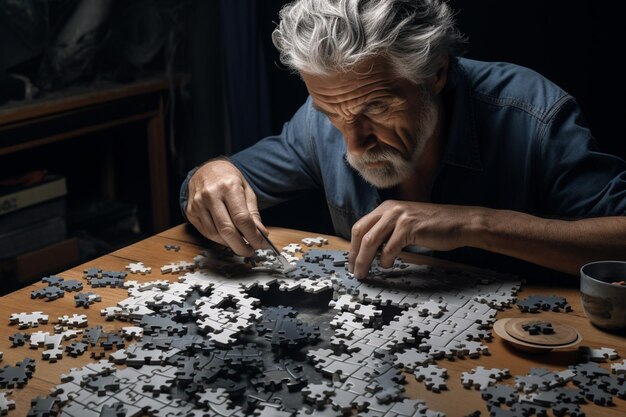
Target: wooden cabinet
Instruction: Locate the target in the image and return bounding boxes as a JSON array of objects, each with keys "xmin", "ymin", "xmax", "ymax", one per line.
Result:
[
  {"xmin": 0, "ymin": 77, "xmax": 172, "ymax": 288},
  {"xmin": 0, "ymin": 76, "xmax": 171, "ymax": 232}
]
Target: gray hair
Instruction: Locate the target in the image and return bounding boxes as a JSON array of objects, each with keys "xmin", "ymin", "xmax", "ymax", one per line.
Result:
[{"xmin": 272, "ymin": 0, "xmax": 466, "ymax": 84}]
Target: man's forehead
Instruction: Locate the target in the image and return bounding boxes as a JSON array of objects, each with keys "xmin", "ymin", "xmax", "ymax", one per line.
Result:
[{"xmin": 302, "ymin": 58, "xmax": 400, "ymax": 107}]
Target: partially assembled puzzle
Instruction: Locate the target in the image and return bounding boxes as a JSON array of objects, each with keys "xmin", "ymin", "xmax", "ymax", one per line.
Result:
[{"xmin": 1, "ymin": 237, "xmax": 623, "ymax": 417}]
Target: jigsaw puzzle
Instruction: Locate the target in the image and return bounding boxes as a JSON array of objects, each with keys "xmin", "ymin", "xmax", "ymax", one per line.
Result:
[
  {"xmin": 480, "ymin": 355, "xmax": 626, "ymax": 416},
  {"xmin": 7, "ymin": 240, "xmax": 623, "ymax": 416}
]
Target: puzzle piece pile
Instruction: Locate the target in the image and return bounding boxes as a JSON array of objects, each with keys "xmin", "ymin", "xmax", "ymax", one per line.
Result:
[
  {"xmin": 3, "ymin": 238, "xmax": 621, "ymax": 416},
  {"xmin": 476, "ymin": 353, "xmax": 626, "ymax": 416},
  {"xmin": 4, "ymin": 239, "xmax": 524, "ymax": 416}
]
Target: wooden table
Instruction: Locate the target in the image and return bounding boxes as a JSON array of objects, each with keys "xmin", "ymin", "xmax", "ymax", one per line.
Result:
[{"xmin": 1, "ymin": 224, "xmax": 624, "ymax": 416}]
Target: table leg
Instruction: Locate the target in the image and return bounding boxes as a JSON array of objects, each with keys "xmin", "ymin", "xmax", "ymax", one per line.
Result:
[{"xmin": 146, "ymin": 96, "xmax": 170, "ymax": 232}]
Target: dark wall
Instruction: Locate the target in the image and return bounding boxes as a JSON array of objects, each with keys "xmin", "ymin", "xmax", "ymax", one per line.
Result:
[
  {"xmin": 251, "ymin": 1, "xmax": 625, "ymax": 234},
  {"xmin": 258, "ymin": 1, "xmax": 625, "ymax": 159},
  {"xmin": 449, "ymin": 0, "xmax": 625, "ymax": 159}
]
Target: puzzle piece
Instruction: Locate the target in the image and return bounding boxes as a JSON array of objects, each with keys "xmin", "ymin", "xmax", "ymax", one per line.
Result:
[
  {"xmin": 282, "ymin": 243, "xmax": 304, "ymax": 255},
  {"xmin": 57, "ymin": 313, "xmax": 88, "ymax": 328},
  {"xmin": 30, "ymin": 285, "xmax": 65, "ymax": 301},
  {"xmin": 579, "ymin": 346, "xmax": 619, "ymax": 362},
  {"xmin": 0, "ymin": 391, "xmax": 15, "ymax": 415},
  {"xmin": 9, "ymin": 311, "xmax": 48, "ymax": 329},
  {"xmin": 254, "ymin": 360, "xmax": 308, "ymax": 392},
  {"xmin": 27, "ymin": 396, "xmax": 59, "ymax": 417},
  {"xmin": 394, "ymin": 348, "xmax": 434, "ymax": 371},
  {"xmin": 302, "ymin": 382, "xmax": 335, "ymax": 406},
  {"xmin": 414, "ymin": 364, "xmax": 448, "ymax": 392},
  {"xmin": 126, "ymin": 262, "xmax": 152, "ymax": 274},
  {"xmin": 461, "ymin": 366, "xmax": 510, "ymax": 390},
  {"xmin": 65, "ymin": 342, "xmax": 89, "ymax": 357},
  {"xmin": 9, "ymin": 332, "xmax": 27, "ymax": 347},
  {"xmin": 611, "ymin": 359, "xmax": 626, "ymax": 375},
  {"xmin": 58, "ymin": 279, "xmax": 84, "ymax": 292},
  {"xmin": 481, "ymin": 384, "xmax": 518, "ymax": 406},
  {"xmin": 0, "ymin": 358, "xmax": 36, "ymax": 388},
  {"xmin": 302, "ymin": 236, "xmax": 329, "ymax": 247},
  {"xmin": 522, "ymin": 321, "xmax": 554, "ymax": 335},
  {"xmin": 75, "ymin": 292, "xmax": 101, "ymax": 308}
]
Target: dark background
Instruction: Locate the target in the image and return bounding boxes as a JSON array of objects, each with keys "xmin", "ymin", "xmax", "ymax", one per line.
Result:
[
  {"xmin": 202, "ymin": 0, "xmax": 624, "ymax": 234},
  {"xmin": 2, "ymin": 0, "xmax": 623, "ymax": 230},
  {"xmin": 0, "ymin": 0, "xmax": 624, "ymax": 283},
  {"xmin": 248, "ymin": 0, "xmax": 625, "ymax": 158}
]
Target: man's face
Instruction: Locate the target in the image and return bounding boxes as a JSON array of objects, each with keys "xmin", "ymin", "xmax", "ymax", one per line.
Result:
[{"xmin": 301, "ymin": 58, "xmax": 441, "ymax": 188}]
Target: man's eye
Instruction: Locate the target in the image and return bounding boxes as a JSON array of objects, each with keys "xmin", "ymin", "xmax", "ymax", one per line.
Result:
[{"xmin": 366, "ymin": 105, "xmax": 388, "ymax": 115}]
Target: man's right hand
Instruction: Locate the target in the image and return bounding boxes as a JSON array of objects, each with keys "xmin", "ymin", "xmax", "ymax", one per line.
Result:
[{"xmin": 186, "ymin": 159, "xmax": 267, "ymax": 256}]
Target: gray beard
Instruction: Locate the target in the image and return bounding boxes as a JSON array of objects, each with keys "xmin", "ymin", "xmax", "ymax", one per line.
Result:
[
  {"xmin": 346, "ymin": 141, "xmax": 424, "ymax": 188},
  {"xmin": 346, "ymin": 99, "xmax": 438, "ymax": 189}
]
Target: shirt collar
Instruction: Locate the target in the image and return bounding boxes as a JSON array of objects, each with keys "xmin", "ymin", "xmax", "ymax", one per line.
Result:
[{"xmin": 441, "ymin": 59, "xmax": 483, "ymax": 171}]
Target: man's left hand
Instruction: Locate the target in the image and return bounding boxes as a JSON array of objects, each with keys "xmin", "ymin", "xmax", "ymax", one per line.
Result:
[{"xmin": 348, "ymin": 200, "xmax": 484, "ymax": 279}]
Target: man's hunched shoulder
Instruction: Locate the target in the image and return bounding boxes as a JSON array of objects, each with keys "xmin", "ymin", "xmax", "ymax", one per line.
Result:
[{"xmin": 457, "ymin": 57, "xmax": 570, "ymax": 120}]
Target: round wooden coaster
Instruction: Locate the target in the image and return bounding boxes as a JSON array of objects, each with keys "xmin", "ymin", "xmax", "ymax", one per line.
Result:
[
  {"xmin": 494, "ymin": 318, "xmax": 582, "ymax": 353},
  {"xmin": 504, "ymin": 318, "xmax": 579, "ymax": 346}
]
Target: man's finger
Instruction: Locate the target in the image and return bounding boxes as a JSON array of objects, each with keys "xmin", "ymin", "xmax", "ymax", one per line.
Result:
[
  {"xmin": 349, "ymin": 210, "xmax": 382, "ymax": 274},
  {"xmin": 186, "ymin": 195, "xmax": 227, "ymax": 247},
  {"xmin": 211, "ymin": 199, "xmax": 255, "ymax": 256},
  {"xmin": 223, "ymin": 185, "xmax": 265, "ymax": 249},
  {"xmin": 353, "ymin": 228, "xmax": 393, "ymax": 279},
  {"xmin": 379, "ymin": 227, "xmax": 406, "ymax": 269},
  {"xmin": 196, "ymin": 209, "xmax": 229, "ymax": 247},
  {"xmin": 245, "ymin": 184, "xmax": 268, "ymax": 236},
  {"xmin": 352, "ymin": 213, "xmax": 394, "ymax": 279}
]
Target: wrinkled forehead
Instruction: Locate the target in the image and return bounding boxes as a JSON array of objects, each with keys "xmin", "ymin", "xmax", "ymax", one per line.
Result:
[{"xmin": 301, "ymin": 58, "xmax": 400, "ymax": 106}]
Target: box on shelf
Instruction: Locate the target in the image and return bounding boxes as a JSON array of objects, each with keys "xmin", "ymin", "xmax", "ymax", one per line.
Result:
[
  {"xmin": 0, "ymin": 237, "xmax": 80, "ymax": 294},
  {"xmin": 0, "ymin": 171, "xmax": 67, "ymax": 217},
  {"xmin": 0, "ymin": 171, "xmax": 68, "ymax": 260}
]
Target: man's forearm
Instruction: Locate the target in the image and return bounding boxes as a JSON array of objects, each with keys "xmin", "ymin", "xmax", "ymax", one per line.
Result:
[{"xmin": 469, "ymin": 209, "xmax": 626, "ymax": 276}]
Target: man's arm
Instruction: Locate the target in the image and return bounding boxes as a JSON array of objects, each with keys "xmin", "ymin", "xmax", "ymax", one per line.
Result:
[
  {"xmin": 180, "ymin": 97, "xmax": 323, "ymax": 254},
  {"xmin": 476, "ymin": 209, "xmax": 626, "ymax": 275},
  {"xmin": 348, "ymin": 200, "xmax": 626, "ymax": 278}
]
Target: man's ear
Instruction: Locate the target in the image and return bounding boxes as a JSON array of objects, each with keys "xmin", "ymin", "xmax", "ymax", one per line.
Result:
[{"xmin": 432, "ymin": 56, "xmax": 449, "ymax": 94}]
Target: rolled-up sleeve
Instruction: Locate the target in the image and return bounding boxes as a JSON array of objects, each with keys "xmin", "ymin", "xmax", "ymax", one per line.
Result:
[
  {"xmin": 538, "ymin": 97, "xmax": 626, "ymax": 217},
  {"xmin": 179, "ymin": 97, "xmax": 323, "ymax": 219},
  {"xmin": 230, "ymin": 97, "xmax": 323, "ymax": 209}
]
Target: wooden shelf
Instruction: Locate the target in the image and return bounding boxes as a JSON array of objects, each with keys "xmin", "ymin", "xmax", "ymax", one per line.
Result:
[{"xmin": 0, "ymin": 76, "xmax": 171, "ymax": 233}]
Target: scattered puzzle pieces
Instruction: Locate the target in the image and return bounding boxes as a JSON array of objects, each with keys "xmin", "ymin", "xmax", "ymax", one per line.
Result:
[
  {"xmin": 522, "ymin": 321, "xmax": 554, "ymax": 335},
  {"xmin": 516, "ymin": 295, "xmax": 572, "ymax": 313},
  {"xmin": 12, "ymin": 243, "xmax": 616, "ymax": 417}
]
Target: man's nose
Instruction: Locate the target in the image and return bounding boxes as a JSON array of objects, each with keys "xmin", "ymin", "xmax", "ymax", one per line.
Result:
[{"xmin": 343, "ymin": 119, "xmax": 376, "ymax": 155}]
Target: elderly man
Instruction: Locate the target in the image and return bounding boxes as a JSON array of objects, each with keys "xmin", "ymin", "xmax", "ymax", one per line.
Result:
[{"xmin": 181, "ymin": 0, "xmax": 626, "ymax": 279}]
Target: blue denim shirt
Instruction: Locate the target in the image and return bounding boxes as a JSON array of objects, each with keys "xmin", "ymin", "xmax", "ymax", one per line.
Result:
[{"xmin": 180, "ymin": 58, "xmax": 626, "ymax": 269}]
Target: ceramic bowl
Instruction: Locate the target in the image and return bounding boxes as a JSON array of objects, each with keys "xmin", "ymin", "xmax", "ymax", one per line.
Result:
[{"xmin": 580, "ymin": 260, "xmax": 626, "ymax": 330}]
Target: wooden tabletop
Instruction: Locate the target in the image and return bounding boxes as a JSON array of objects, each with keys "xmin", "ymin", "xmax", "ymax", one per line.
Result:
[{"xmin": 1, "ymin": 224, "xmax": 624, "ymax": 416}]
